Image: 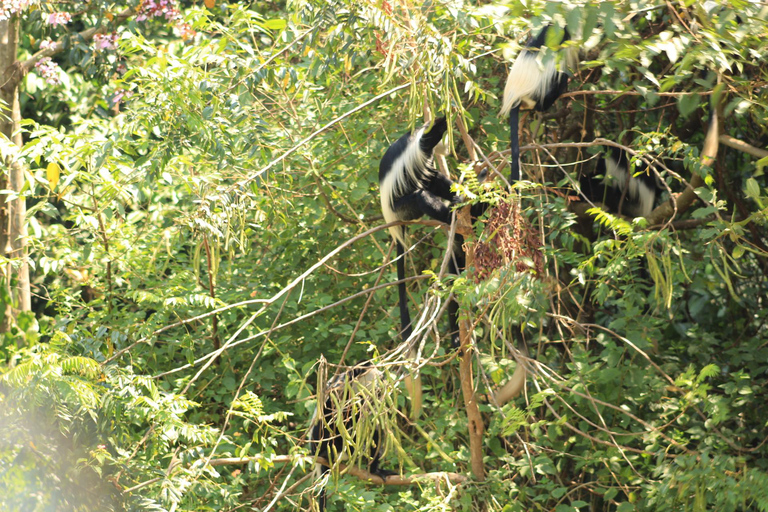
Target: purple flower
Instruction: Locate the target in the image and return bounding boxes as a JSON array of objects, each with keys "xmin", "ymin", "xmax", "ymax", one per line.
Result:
[
  {"xmin": 137, "ymin": 0, "xmax": 180, "ymax": 21},
  {"xmin": 113, "ymin": 89, "xmax": 133, "ymax": 103},
  {"xmin": 0, "ymin": 0, "xmax": 32, "ymax": 21},
  {"xmin": 93, "ymin": 33, "xmax": 118, "ymax": 51},
  {"xmin": 34, "ymin": 57, "xmax": 61, "ymax": 85},
  {"xmin": 47, "ymin": 11, "xmax": 72, "ymax": 26},
  {"xmin": 39, "ymin": 39, "xmax": 56, "ymax": 51}
]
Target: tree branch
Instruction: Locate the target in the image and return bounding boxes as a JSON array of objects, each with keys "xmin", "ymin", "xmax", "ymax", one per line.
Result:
[
  {"xmin": 560, "ymin": 89, "xmax": 714, "ymax": 99},
  {"xmin": 455, "ymin": 113, "xmax": 477, "ymax": 161},
  {"xmin": 646, "ymin": 108, "xmax": 720, "ymax": 225},
  {"xmin": 457, "ymin": 206, "xmax": 485, "ymax": 481},
  {"xmin": 718, "ymin": 134, "xmax": 768, "ymax": 159},
  {"xmin": 313, "ymin": 175, "xmax": 359, "ymax": 224},
  {"xmin": 204, "ymin": 455, "xmax": 468, "ymax": 486}
]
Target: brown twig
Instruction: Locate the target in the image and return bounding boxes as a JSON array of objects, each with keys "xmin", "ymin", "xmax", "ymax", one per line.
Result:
[
  {"xmin": 560, "ymin": 89, "xmax": 714, "ymax": 99},
  {"xmin": 649, "ymin": 215, "xmax": 718, "ymax": 230},
  {"xmin": 313, "ymin": 175, "xmax": 359, "ymax": 224}
]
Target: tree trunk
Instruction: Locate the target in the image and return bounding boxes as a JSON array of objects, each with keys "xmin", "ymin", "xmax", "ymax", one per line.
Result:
[{"xmin": 0, "ymin": 15, "xmax": 32, "ymax": 341}]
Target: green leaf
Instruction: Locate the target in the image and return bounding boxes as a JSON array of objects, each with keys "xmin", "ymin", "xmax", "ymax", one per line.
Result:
[
  {"xmin": 677, "ymin": 93, "xmax": 700, "ymax": 118},
  {"xmin": 745, "ymin": 177, "xmax": 760, "ymax": 201},
  {"xmin": 264, "ymin": 19, "xmax": 287, "ymax": 30}
]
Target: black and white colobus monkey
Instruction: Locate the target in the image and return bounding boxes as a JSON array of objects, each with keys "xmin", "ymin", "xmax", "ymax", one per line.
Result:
[
  {"xmin": 308, "ymin": 363, "xmax": 393, "ymax": 511},
  {"xmin": 379, "ymin": 116, "xmax": 465, "ymax": 352},
  {"xmin": 501, "ymin": 25, "xmax": 575, "ymax": 184},
  {"xmin": 580, "ymin": 147, "xmax": 662, "ymax": 218}
]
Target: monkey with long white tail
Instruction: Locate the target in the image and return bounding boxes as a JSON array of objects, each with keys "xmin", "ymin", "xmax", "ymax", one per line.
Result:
[
  {"xmin": 501, "ymin": 25, "xmax": 575, "ymax": 184},
  {"xmin": 378, "ymin": 116, "xmax": 467, "ymax": 416}
]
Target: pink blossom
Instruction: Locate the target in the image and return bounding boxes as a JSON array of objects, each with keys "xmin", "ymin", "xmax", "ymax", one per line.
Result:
[
  {"xmin": 47, "ymin": 11, "xmax": 72, "ymax": 26},
  {"xmin": 93, "ymin": 33, "xmax": 117, "ymax": 51},
  {"xmin": 34, "ymin": 57, "xmax": 61, "ymax": 85},
  {"xmin": 39, "ymin": 39, "xmax": 56, "ymax": 51},
  {"xmin": 112, "ymin": 89, "xmax": 133, "ymax": 103},
  {"xmin": 175, "ymin": 21, "xmax": 196, "ymax": 41},
  {"xmin": 136, "ymin": 0, "xmax": 179, "ymax": 22},
  {"xmin": 0, "ymin": 0, "xmax": 32, "ymax": 21}
]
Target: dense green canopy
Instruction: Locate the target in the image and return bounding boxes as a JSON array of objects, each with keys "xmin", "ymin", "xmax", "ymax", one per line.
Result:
[{"xmin": 1, "ymin": 0, "xmax": 768, "ymax": 510}]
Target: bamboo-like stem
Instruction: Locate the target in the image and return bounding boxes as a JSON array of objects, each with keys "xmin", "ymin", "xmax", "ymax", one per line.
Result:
[{"xmin": 202, "ymin": 236, "xmax": 220, "ymax": 352}]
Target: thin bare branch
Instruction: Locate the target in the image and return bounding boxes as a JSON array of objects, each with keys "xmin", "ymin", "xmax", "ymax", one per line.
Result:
[
  {"xmin": 561, "ymin": 89, "xmax": 714, "ymax": 99},
  {"xmin": 227, "ymin": 82, "xmax": 411, "ymax": 193}
]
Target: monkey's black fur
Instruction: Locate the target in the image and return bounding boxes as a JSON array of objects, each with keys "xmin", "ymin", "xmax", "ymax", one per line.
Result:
[
  {"xmin": 308, "ymin": 363, "xmax": 393, "ymax": 510},
  {"xmin": 502, "ymin": 26, "xmax": 572, "ymax": 184},
  {"xmin": 379, "ymin": 117, "xmax": 465, "ymax": 347},
  {"xmin": 579, "ymin": 147, "xmax": 661, "ymax": 218}
]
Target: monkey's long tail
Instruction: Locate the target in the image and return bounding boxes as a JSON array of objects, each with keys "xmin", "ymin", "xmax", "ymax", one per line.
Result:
[
  {"xmin": 509, "ymin": 105, "xmax": 520, "ymax": 184},
  {"xmin": 396, "ymin": 241, "xmax": 412, "ymax": 342},
  {"xmin": 447, "ymin": 237, "xmax": 466, "ymax": 348},
  {"xmin": 397, "ymin": 240, "xmax": 422, "ymax": 418},
  {"xmin": 316, "ymin": 465, "xmax": 328, "ymax": 511}
]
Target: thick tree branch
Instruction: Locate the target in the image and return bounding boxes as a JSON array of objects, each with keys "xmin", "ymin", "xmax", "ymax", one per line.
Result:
[
  {"xmin": 457, "ymin": 206, "xmax": 485, "ymax": 481},
  {"xmin": 646, "ymin": 108, "xmax": 720, "ymax": 226},
  {"xmin": 718, "ymin": 134, "xmax": 768, "ymax": 159},
  {"xmin": 455, "ymin": 113, "xmax": 477, "ymax": 161}
]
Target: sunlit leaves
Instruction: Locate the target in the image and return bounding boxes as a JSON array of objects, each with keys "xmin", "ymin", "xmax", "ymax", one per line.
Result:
[
  {"xmin": 5, "ymin": 0, "xmax": 768, "ymax": 510},
  {"xmin": 45, "ymin": 162, "xmax": 60, "ymax": 190}
]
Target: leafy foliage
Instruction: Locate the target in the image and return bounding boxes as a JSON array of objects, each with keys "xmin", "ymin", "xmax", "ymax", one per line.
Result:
[{"xmin": 1, "ymin": 0, "xmax": 768, "ymax": 510}]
